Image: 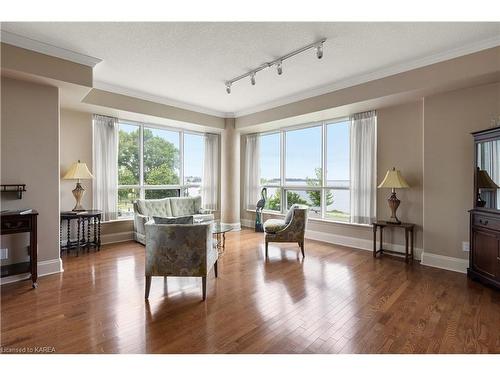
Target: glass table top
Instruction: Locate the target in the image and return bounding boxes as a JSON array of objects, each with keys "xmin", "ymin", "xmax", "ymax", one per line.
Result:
[{"xmin": 211, "ymin": 222, "xmax": 233, "ymax": 234}]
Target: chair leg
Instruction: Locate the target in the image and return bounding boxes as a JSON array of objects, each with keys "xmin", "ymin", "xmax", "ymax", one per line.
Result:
[
  {"xmin": 214, "ymin": 261, "xmax": 218, "ymax": 278},
  {"xmin": 299, "ymin": 242, "xmax": 305, "ymax": 258},
  {"xmin": 145, "ymin": 276, "xmax": 152, "ymax": 299},
  {"xmin": 265, "ymin": 241, "xmax": 269, "ymax": 257},
  {"xmin": 202, "ymin": 276, "xmax": 207, "ymax": 301}
]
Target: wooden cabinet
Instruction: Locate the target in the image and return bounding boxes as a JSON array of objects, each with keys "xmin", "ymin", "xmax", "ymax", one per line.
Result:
[{"xmin": 468, "ymin": 126, "xmax": 500, "ymax": 289}]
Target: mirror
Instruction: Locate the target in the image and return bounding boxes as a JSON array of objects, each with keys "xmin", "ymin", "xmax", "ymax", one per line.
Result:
[{"xmin": 476, "ymin": 140, "xmax": 500, "ymax": 209}]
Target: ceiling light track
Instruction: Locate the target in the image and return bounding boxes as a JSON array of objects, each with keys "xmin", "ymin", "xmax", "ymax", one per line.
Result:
[{"xmin": 224, "ymin": 38, "xmax": 326, "ymax": 94}]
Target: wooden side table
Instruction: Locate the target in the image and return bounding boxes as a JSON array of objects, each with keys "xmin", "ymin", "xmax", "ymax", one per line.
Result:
[
  {"xmin": 60, "ymin": 210, "xmax": 102, "ymax": 256},
  {"xmin": 372, "ymin": 221, "xmax": 415, "ymax": 263},
  {"xmin": 0, "ymin": 210, "xmax": 39, "ymax": 288}
]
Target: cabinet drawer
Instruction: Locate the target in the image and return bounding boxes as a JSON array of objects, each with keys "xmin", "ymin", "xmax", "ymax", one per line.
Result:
[
  {"xmin": 0, "ymin": 217, "xmax": 31, "ymax": 233},
  {"xmin": 473, "ymin": 214, "xmax": 500, "ymax": 231}
]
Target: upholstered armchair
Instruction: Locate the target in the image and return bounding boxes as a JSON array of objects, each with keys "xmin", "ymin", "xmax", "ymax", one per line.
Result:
[
  {"xmin": 144, "ymin": 220, "xmax": 218, "ymax": 300},
  {"xmin": 134, "ymin": 196, "xmax": 214, "ymax": 245},
  {"xmin": 263, "ymin": 205, "xmax": 309, "ymax": 257}
]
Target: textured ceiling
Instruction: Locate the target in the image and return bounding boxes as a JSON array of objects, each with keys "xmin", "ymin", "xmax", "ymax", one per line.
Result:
[{"xmin": 2, "ymin": 22, "xmax": 499, "ymax": 116}]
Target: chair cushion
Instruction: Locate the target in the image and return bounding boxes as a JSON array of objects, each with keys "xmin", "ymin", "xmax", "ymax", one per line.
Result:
[
  {"xmin": 153, "ymin": 215, "xmax": 193, "ymax": 225},
  {"xmin": 264, "ymin": 219, "xmax": 287, "ymax": 233},
  {"xmin": 170, "ymin": 197, "xmax": 196, "ymax": 217},
  {"xmin": 193, "ymin": 214, "xmax": 215, "ymax": 223}
]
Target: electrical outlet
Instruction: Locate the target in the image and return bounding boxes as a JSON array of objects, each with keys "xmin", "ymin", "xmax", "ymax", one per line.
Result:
[
  {"xmin": 0, "ymin": 248, "xmax": 8, "ymax": 260},
  {"xmin": 462, "ymin": 241, "xmax": 470, "ymax": 252}
]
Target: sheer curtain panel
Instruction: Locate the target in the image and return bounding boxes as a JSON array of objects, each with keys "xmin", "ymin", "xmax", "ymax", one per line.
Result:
[
  {"xmin": 350, "ymin": 110, "xmax": 377, "ymax": 224},
  {"xmin": 245, "ymin": 134, "xmax": 261, "ymax": 210},
  {"xmin": 93, "ymin": 114, "xmax": 118, "ymax": 221},
  {"xmin": 201, "ymin": 133, "xmax": 219, "ymax": 210}
]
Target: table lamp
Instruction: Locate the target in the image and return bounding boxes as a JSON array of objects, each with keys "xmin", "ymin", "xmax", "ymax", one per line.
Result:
[
  {"xmin": 476, "ymin": 167, "xmax": 499, "ymax": 207},
  {"xmin": 378, "ymin": 167, "xmax": 410, "ymax": 224},
  {"xmin": 63, "ymin": 160, "xmax": 94, "ymax": 211}
]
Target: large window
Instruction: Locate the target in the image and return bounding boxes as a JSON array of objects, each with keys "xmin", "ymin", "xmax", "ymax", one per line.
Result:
[
  {"xmin": 117, "ymin": 120, "xmax": 207, "ymax": 218},
  {"xmin": 255, "ymin": 119, "xmax": 351, "ymax": 223}
]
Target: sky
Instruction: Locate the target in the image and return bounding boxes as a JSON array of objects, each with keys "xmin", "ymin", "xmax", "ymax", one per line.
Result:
[{"xmin": 260, "ymin": 121, "xmax": 350, "ymax": 183}]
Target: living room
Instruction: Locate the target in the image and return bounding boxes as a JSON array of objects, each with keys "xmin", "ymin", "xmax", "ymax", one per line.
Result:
[{"xmin": 1, "ymin": 1, "xmax": 500, "ymax": 371}]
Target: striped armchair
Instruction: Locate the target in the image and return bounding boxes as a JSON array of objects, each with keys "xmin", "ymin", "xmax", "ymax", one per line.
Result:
[
  {"xmin": 263, "ymin": 205, "xmax": 309, "ymax": 258},
  {"xmin": 144, "ymin": 220, "xmax": 218, "ymax": 300}
]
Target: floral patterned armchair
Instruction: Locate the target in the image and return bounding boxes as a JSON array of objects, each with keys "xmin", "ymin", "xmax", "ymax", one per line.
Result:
[
  {"xmin": 144, "ymin": 220, "xmax": 218, "ymax": 300},
  {"xmin": 263, "ymin": 205, "xmax": 309, "ymax": 257}
]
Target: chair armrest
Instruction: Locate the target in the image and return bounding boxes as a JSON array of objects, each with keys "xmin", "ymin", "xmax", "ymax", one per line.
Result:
[
  {"xmin": 197, "ymin": 208, "xmax": 213, "ymax": 214},
  {"xmin": 134, "ymin": 213, "xmax": 150, "ymax": 235}
]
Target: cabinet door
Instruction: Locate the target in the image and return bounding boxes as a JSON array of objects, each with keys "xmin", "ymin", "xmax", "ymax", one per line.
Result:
[{"xmin": 472, "ymin": 229, "xmax": 499, "ymax": 279}]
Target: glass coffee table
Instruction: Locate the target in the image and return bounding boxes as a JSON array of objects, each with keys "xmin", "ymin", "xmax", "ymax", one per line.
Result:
[{"xmin": 212, "ymin": 222, "xmax": 233, "ymax": 255}]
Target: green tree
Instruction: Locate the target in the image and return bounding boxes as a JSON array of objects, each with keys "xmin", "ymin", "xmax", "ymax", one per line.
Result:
[
  {"xmin": 306, "ymin": 167, "xmax": 333, "ymax": 207},
  {"xmin": 143, "ymin": 129, "xmax": 179, "ymax": 185},
  {"xmin": 117, "ymin": 127, "xmax": 181, "ymax": 202},
  {"xmin": 266, "ymin": 189, "xmax": 281, "ymax": 211},
  {"xmin": 286, "ymin": 191, "xmax": 308, "ymax": 208},
  {"xmin": 118, "ymin": 129, "xmax": 140, "ymax": 184}
]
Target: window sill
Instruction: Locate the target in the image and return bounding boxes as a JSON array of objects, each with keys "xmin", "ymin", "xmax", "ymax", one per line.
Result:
[
  {"xmin": 103, "ymin": 217, "xmax": 134, "ymax": 224},
  {"xmin": 245, "ymin": 209, "xmax": 371, "ymax": 228}
]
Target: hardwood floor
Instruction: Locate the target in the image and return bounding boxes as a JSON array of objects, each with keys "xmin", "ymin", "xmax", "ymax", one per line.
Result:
[{"xmin": 1, "ymin": 229, "xmax": 499, "ymax": 354}]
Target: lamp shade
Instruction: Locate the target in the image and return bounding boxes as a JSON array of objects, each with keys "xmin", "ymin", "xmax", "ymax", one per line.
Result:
[
  {"xmin": 63, "ymin": 160, "xmax": 94, "ymax": 180},
  {"xmin": 477, "ymin": 169, "xmax": 499, "ymax": 189},
  {"xmin": 378, "ymin": 167, "xmax": 410, "ymax": 189}
]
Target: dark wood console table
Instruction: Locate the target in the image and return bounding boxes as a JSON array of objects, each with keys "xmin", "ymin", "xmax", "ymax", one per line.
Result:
[
  {"xmin": 0, "ymin": 209, "xmax": 38, "ymax": 288},
  {"xmin": 60, "ymin": 210, "xmax": 102, "ymax": 256},
  {"xmin": 372, "ymin": 221, "xmax": 415, "ymax": 263}
]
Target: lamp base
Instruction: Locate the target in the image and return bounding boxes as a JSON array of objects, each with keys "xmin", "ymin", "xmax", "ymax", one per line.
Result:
[
  {"xmin": 72, "ymin": 182, "xmax": 86, "ymax": 211},
  {"xmin": 387, "ymin": 190, "xmax": 401, "ymax": 224}
]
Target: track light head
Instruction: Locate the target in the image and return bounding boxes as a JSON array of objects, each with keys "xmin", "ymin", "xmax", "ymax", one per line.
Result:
[
  {"xmin": 316, "ymin": 43, "xmax": 323, "ymax": 59},
  {"xmin": 225, "ymin": 82, "xmax": 231, "ymax": 94},
  {"xmin": 250, "ymin": 72, "xmax": 256, "ymax": 85},
  {"xmin": 276, "ymin": 61, "xmax": 283, "ymax": 75}
]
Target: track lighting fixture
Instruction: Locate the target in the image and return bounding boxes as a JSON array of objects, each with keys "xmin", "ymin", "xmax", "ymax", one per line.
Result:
[
  {"xmin": 276, "ymin": 61, "xmax": 283, "ymax": 75},
  {"xmin": 224, "ymin": 38, "xmax": 326, "ymax": 94},
  {"xmin": 316, "ymin": 43, "xmax": 323, "ymax": 59}
]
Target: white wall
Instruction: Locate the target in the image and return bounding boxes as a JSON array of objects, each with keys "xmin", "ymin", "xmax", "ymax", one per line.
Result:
[
  {"xmin": 60, "ymin": 109, "xmax": 93, "ymax": 211},
  {"xmin": 1, "ymin": 77, "xmax": 61, "ymax": 276}
]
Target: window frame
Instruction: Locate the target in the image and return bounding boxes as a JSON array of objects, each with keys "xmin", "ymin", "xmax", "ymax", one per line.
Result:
[
  {"xmin": 117, "ymin": 119, "xmax": 212, "ymax": 219},
  {"xmin": 257, "ymin": 117, "xmax": 351, "ymax": 224}
]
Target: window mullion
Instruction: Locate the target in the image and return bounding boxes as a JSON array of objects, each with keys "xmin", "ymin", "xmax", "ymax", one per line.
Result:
[
  {"xmin": 139, "ymin": 124, "xmax": 145, "ymax": 199},
  {"xmin": 280, "ymin": 130, "xmax": 285, "ymax": 214},
  {"xmin": 321, "ymin": 122, "xmax": 327, "ymax": 219},
  {"xmin": 180, "ymin": 131, "xmax": 184, "ymax": 196}
]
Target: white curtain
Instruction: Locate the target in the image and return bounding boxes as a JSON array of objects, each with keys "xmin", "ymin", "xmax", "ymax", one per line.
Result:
[
  {"xmin": 201, "ymin": 133, "xmax": 219, "ymax": 210},
  {"xmin": 245, "ymin": 134, "xmax": 261, "ymax": 210},
  {"xmin": 350, "ymin": 110, "xmax": 377, "ymax": 224},
  {"xmin": 93, "ymin": 114, "xmax": 118, "ymax": 221}
]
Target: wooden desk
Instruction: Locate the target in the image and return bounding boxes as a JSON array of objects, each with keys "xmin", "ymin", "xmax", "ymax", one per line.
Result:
[
  {"xmin": 60, "ymin": 210, "xmax": 102, "ymax": 256},
  {"xmin": 372, "ymin": 221, "xmax": 415, "ymax": 263},
  {"xmin": 0, "ymin": 210, "xmax": 38, "ymax": 288}
]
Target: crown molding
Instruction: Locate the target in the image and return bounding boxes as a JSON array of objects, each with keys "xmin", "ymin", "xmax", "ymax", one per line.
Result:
[
  {"xmin": 0, "ymin": 30, "xmax": 102, "ymax": 67},
  {"xmin": 93, "ymin": 81, "xmax": 229, "ymax": 118},
  {"xmin": 233, "ymin": 35, "xmax": 500, "ymax": 118}
]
